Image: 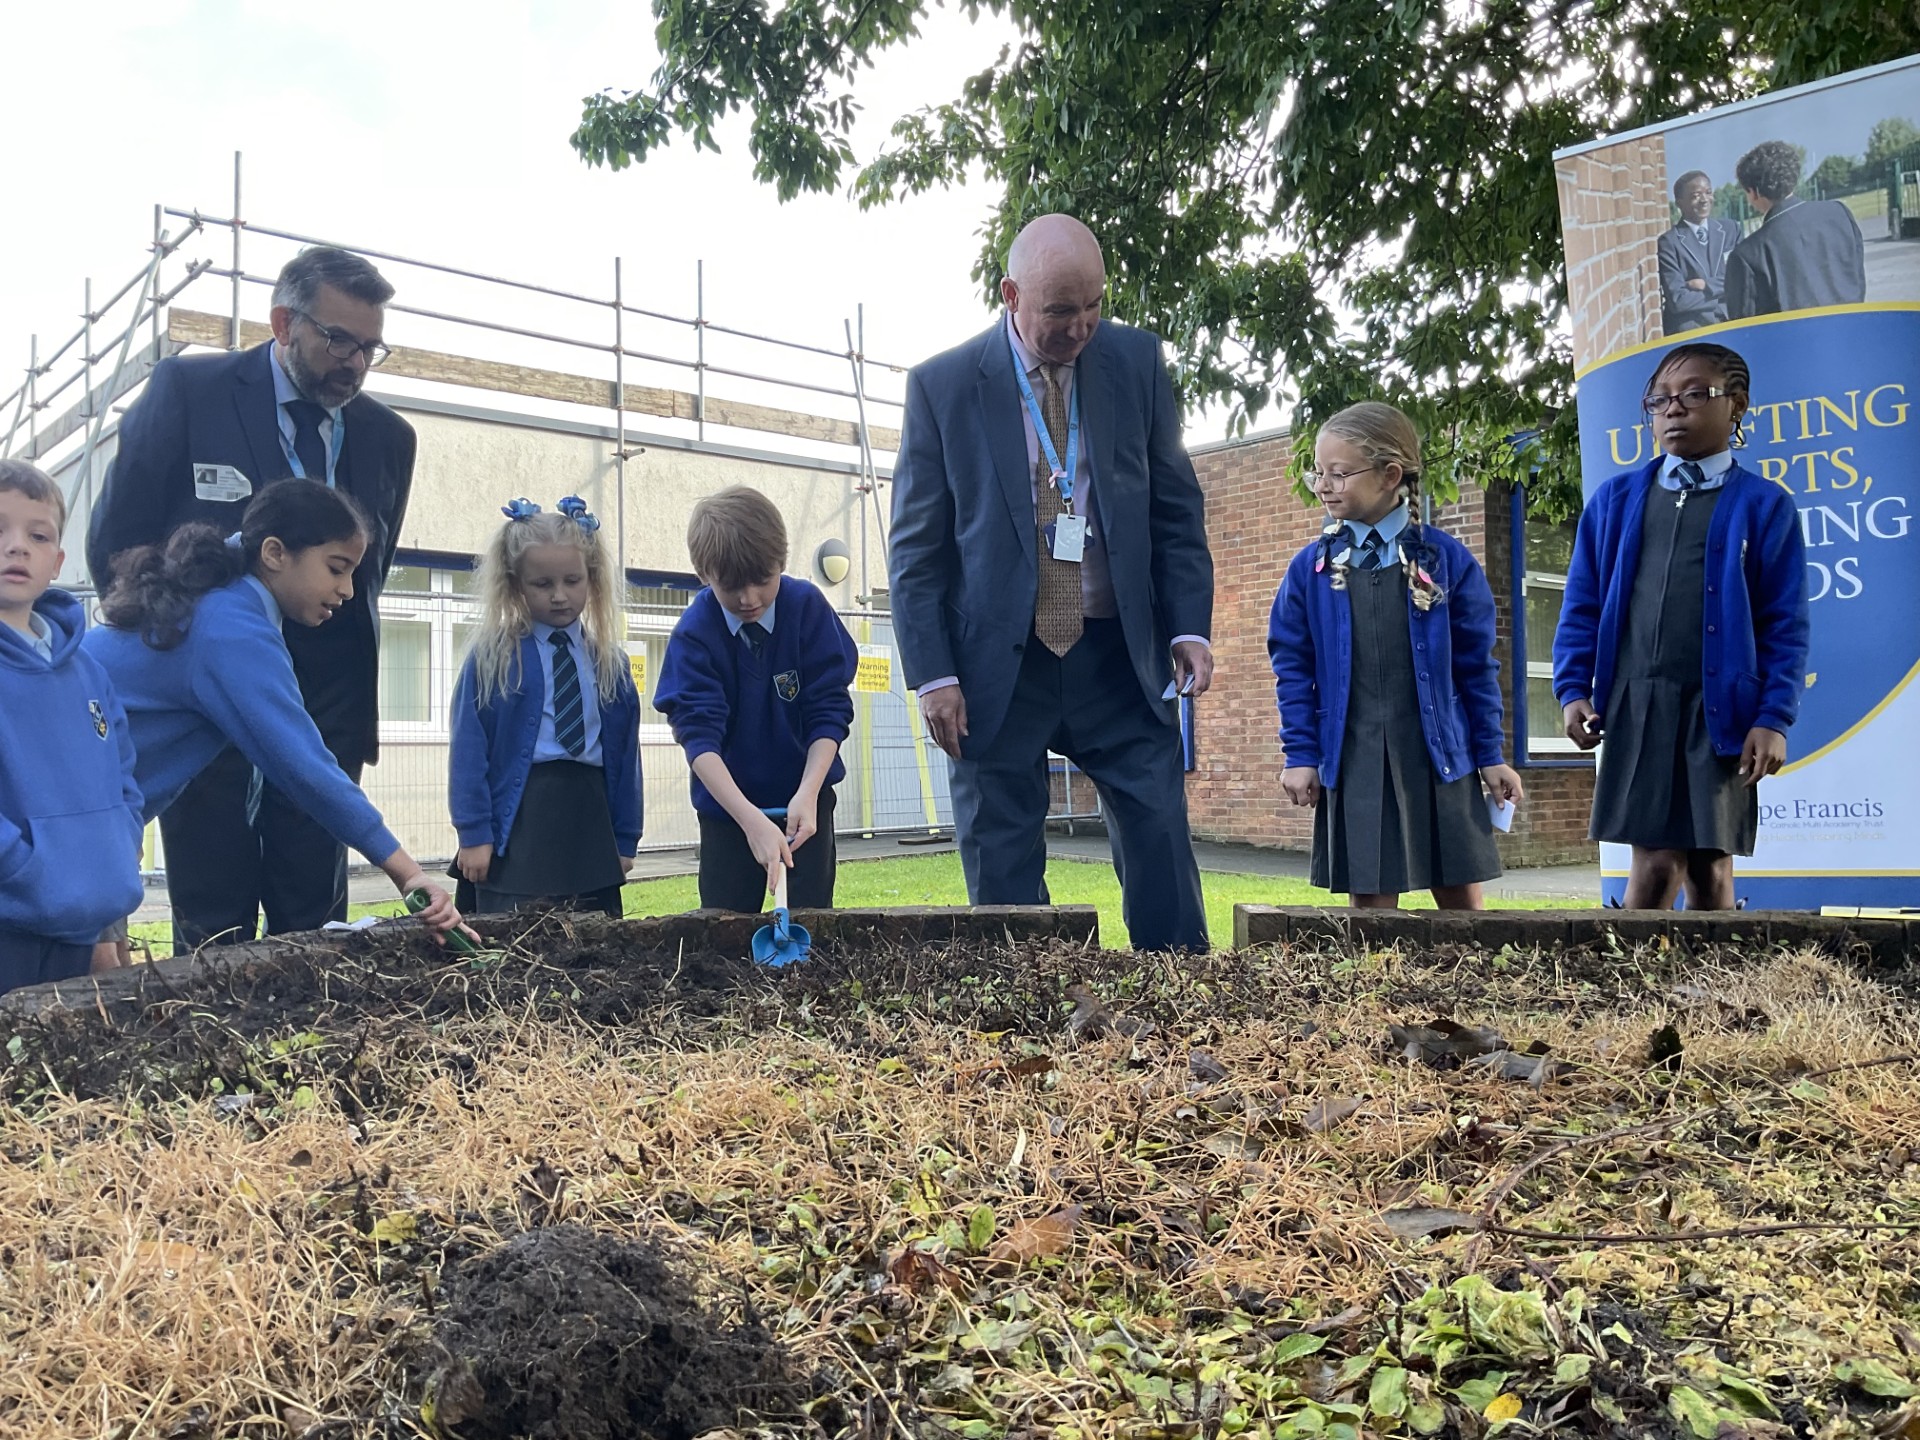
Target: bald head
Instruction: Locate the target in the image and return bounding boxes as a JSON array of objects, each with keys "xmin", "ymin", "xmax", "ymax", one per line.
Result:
[{"xmin": 1001, "ymin": 214, "xmax": 1106, "ymax": 365}]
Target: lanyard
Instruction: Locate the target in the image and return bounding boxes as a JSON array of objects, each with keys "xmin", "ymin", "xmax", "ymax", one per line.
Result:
[
  {"xmin": 278, "ymin": 405, "xmax": 347, "ymax": 488},
  {"xmin": 1010, "ymin": 341, "xmax": 1080, "ymax": 511}
]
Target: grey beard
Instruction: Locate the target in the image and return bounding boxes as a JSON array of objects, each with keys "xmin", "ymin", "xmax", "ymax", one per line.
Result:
[{"xmin": 283, "ymin": 344, "xmax": 361, "ymax": 406}]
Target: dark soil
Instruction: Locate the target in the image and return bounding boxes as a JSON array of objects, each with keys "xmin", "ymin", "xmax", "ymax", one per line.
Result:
[{"xmin": 422, "ymin": 1224, "xmax": 808, "ymax": 1440}]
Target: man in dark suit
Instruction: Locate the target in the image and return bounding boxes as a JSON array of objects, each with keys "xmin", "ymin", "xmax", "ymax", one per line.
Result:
[
  {"xmin": 1658, "ymin": 170, "xmax": 1743, "ymax": 334},
  {"xmin": 1726, "ymin": 140, "xmax": 1868, "ymax": 320},
  {"xmin": 87, "ymin": 247, "xmax": 416, "ymax": 950},
  {"xmin": 890, "ymin": 214, "xmax": 1214, "ymax": 951}
]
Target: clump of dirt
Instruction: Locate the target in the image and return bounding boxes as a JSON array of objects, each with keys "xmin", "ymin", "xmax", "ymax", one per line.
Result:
[{"xmin": 423, "ymin": 1224, "xmax": 808, "ymax": 1440}]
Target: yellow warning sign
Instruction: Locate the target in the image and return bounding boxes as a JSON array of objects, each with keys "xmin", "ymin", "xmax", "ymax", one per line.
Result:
[
  {"xmin": 627, "ymin": 649, "xmax": 648, "ymax": 694},
  {"xmin": 855, "ymin": 645, "xmax": 891, "ymax": 694}
]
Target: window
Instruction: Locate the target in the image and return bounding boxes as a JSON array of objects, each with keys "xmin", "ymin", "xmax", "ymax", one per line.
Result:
[{"xmin": 1512, "ymin": 492, "xmax": 1585, "ymax": 760}]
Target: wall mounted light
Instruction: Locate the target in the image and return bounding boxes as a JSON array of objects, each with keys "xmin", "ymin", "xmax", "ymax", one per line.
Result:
[{"xmin": 815, "ymin": 538, "xmax": 851, "ymax": 586}]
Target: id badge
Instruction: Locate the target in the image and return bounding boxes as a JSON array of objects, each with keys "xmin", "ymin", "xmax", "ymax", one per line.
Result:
[
  {"xmin": 1048, "ymin": 513, "xmax": 1088, "ymax": 563},
  {"xmin": 193, "ymin": 464, "xmax": 253, "ymax": 503}
]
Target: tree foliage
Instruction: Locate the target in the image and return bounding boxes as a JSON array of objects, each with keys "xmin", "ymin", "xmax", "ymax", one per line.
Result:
[{"xmin": 573, "ymin": 1, "xmax": 1919, "ymax": 512}]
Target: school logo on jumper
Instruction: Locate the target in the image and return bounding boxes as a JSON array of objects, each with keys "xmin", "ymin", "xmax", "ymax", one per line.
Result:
[
  {"xmin": 89, "ymin": 700, "xmax": 108, "ymax": 738},
  {"xmin": 774, "ymin": 670, "xmax": 800, "ymax": 702}
]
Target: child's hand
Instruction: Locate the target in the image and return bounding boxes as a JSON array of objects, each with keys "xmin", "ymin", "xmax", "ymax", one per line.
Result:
[
  {"xmin": 784, "ymin": 790, "xmax": 819, "ymax": 852},
  {"xmin": 1739, "ymin": 727, "xmax": 1786, "ymax": 786},
  {"xmin": 1562, "ymin": 700, "xmax": 1603, "ymax": 750},
  {"xmin": 403, "ymin": 880, "xmax": 482, "ymax": 947},
  {"xmin": 456, "ymin": 843, "xmax": 494, "ymax": 884},
  {"xmin": 1480, "ymin": 764, "xmax": 1524, "ymax": 804},
  {"xmin": 1281, "ymin": 766, "xmax": 1322, "ymax": 808},
  {"xmin": 747, "ymin": 812, "xmax": 795, "ymax": 895},
  {"xmin": 618, "ymin": 853, "xmax": 635, "ymax": 878}
]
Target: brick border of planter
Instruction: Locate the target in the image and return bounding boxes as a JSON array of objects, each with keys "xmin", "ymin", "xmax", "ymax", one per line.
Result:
[
  {"xmin": 1231, "ymin": 905, "xmax": 1915, "ymax": 966},
  {"xmin": 1, "ymin": 905, "xmax": 1102, "ymax": 1018}
]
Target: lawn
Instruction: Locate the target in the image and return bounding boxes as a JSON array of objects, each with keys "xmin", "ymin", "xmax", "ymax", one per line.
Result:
[{"xmin": 129, "ymin": 851, "xmax": 1589, "ymax": 956}]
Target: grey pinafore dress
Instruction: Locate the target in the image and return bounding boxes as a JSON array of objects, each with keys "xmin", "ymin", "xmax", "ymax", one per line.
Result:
[
  {"xmin": 1589, "ymin": 484, "xmax": 1757, "ymax": 854},
  {"xmin": 1311, "ymin": 562, "xmax": 1503, "ymax": 894}
]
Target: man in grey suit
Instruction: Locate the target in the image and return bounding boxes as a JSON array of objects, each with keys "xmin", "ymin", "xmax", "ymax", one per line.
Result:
[
  {"xmin": 890, "ymin": 214, "xmax": 1213, "ymax": 951},
  {"xmin": 1726, "ymin": 140, "xmax": 1867, "ymax": 319},
  {"xmin": 1658, "ymin": 171, "xmax": 1743, "ymax": 334}
]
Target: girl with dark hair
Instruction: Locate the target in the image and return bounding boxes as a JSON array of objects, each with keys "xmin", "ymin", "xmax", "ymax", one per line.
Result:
[
  {"xmin": 1553, "ymin": 343, "xmax": 1810, "ymax": 909},
  {"xmin": 84, "ymin": 479, "xmax": 470, "ymax": 942},
  {"xmin": 1268, "ymin": 402, "xmax": 1523, "ymax": 910}
]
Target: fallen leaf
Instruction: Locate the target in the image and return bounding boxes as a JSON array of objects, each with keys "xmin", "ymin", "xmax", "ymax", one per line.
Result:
[
  {"xmin": 1189, "ymin": 1050, "xmax": 1228, "ymax": 1084},
  {"xmin": 1391, "ymin": 1018, "xmax": 1508, "ymax": 1069},
  {"xmin": 888, "ymin": 1246, "xmax": 968, "ymax": 1295},
  {"xmin": 1834, "ymin": 1357, "xmax": 1918, "ymax": 1399},
  {"xmin": 518, "ymin": 1159, "xmax": 567, "ymax": 1227},
  {"xmin": 287, "ymin": 1149, "xmax": 313, "ymax": 1167},
  {"xmin": 987, "ymin": 1205, "xmax": 1083, "ymax": 1265},
  {"xmin": 369, "ymin": 1212, "xmax": 418, "ymax": 1245},
  {"xmin": 1379, "ymin": 1206, "xmax": 1481, "ymax": 1241},
  {"xmin": 1484, "ymin": 1391, "xmax": 1524, "ymax": 1423},
  {"xmin": 1649, "ymin": 1023, "xmax": 1685, "ymax": 1071},
  {"xmin": 1470, "ymin": 1049, "xmax": 1555, "ymax": 1086},
  {"xmin": 1065, "ymin": 984, "xmax": 1147, "ymax": 1039},
  {"xmin": 132, "ymin": 1240, "xmax": 201, "ymax": 1271},
  {"xmin": 1206, "ymin": 1131, "xmax": 1266, "ymax": 1160},
  {"xmin": 1303, "ymin": 1096, "xmax": 1365, "ymax": 1133},
  {"xmin": 1008, "ymin": 1054, "xmax": 1056, "ymax": 1078}
]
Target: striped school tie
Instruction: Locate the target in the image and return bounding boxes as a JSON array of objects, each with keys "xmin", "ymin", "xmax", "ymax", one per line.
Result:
[
  {"xmin": 1674, "ymin": 460, "xmax": 1705, "ymax": 509},
  {"xmin": 1354, "ymin": 529, "xmax": 1387, "ymax": 571},
  {"xmin": 550, "ymin": 630, "xmax": 585, "ymax": 757}
]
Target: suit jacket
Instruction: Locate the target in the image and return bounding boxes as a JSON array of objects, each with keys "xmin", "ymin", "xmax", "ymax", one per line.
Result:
[
  {"xmin": 1657, "ymin": 217, "xmax": 1742, "ymax": 333},
  {"xmin": 86, "ymin": 343, "xmax": 416, "ymax": 765},
  {"xmin": 1725, "ymin": 196, "xmax": 1867, "ymax": 320},
  {"xmin": 889, "ymin": 318, "xmax": 1213, "ymax": 756}
]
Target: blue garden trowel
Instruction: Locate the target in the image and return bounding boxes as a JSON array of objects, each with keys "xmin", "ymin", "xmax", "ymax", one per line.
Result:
[{"xmin": 749, "ymin": 808, "xmax": 812, "ymax": 967}]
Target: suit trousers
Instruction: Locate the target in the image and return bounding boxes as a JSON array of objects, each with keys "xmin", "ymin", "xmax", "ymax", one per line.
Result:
[
  {"xmin": 159, "ymin": 743, "xmax": 359, "ymax": 952},
  {"xmin": 947, "ymin": 618, "xmax": 1208, "ymax": 951}
]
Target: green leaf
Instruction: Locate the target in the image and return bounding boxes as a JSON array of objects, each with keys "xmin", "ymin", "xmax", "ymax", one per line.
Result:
[
  {"xmin": 1451, "ymin": 1375, "xmax": 1509, "ymax": 1412},
  {"xmin": 1368, "ymin": 1366, "xmax": 1410, "ymax": 1420},
  {"xmin": 1268, "ymin": 1332, "xmax": 1328, "ymax": 1367},
  {"xmin": 1667, "ymin": 1385, "xmax": 1723, "ymax": 1438},
  {"xmin": 967, "ymin": 1204, "xmax": 996, "ymax": 1253},
  {"xmin": 1553, "ymin": 1353, "xmax": 1594, "ymax": 1386},
  {"xmin": 1834, "ymin": 1357, "xmax": 1918, "ymax": 1398}
]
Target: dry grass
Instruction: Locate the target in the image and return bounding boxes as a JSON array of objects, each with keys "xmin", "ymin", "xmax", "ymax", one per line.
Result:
[{"xmin": 2, "ymin": 935, "xmax": 1918, "ymax": 1438}]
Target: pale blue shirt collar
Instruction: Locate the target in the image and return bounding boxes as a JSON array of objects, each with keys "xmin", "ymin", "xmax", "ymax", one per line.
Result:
[
  {"xmin": 1658, "ymin": 449, "xmax": 1733, "ymax": 491},
  {"xmin": 721, "ymin": 597, "xmax": 777, "ymax": 641},
  {"xmin": 531, "ymin": 618, "xmax": 584, "ymax": 647},
  {"xmin": 242, "ymin": 574, "xmax": 283, "ymax": 627},
  {"xmin": 1346, "ymin": 501, "xmax": 1412, "ymax": 551},
  {"xmin": 26, "ymin": 611, "xmax": 54, "ymax": 662}
]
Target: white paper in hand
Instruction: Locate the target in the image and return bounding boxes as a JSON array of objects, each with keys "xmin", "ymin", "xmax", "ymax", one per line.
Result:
[{"xmin": 1487, "ymin": 796, "xmax": 1516, "ymax": 833}]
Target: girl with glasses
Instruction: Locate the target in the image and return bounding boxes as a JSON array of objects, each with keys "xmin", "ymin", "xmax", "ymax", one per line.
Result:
[
  {"xmin": 1269, "ymin": 402, "xmax": 1523, "ymax": 910},
  {"xmin": 1553, "ymin": 342, "xmax": 1810, "ymax": 909}
]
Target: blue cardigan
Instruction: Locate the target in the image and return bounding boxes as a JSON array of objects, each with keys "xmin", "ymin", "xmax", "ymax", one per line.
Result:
[
  {"xmin": 1552, "ymin": 459, "xmax": 1809, "ymax": 755},
  {"xmin": 1268, "ymin": 523, "xmax": 1509, "ymax": 789},
  {"xmin": 0, "ymin": 590, "xmax": 146, "ymax": 944},
  {"xmin": 83, "ymin": 579, "xmax": 401, "ymax": 865},
  {"xmin": 449, "ymin": 632, "xmax": 643, "ymax": 855},
  {"xmin": 653, "ymin": 578, "xmax": 858, "ymax": 817}
]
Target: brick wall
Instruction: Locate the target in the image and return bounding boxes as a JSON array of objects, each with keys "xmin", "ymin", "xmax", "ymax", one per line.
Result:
[
  {"xmin": 1556, "ymin": 136, "xmax": 1669, "ymax": 374},
  {"xmin": 1184, "ymin": 433, "xmax": 1596, "ymax": 868}
]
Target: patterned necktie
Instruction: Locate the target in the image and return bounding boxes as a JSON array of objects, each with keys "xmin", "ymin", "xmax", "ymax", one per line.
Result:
[
  {"xmin": 1355, "ymin": 530, "xmax": 1386, "ymax": 571},
  {"xmin": 741, "ymin": 620, "xmax": 769, "ymax": 660},
  {"xmin": 549, "ymin": 630, "xmax": 585, "ymax": 757},
  {"xmin": 1674, "ymin": 460, "xmax": 1705, "ymax": 510},
  {"xmin": 1032, "ymin": 363, "xmax": 1083, "ymax": 658},
  {"xmin": 285, "ymin": 399, "xmax": 329, "ymax": 483}
]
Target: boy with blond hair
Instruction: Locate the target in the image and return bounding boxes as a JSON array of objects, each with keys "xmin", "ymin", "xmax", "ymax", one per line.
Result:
[
  {"xmin": 0, "ymin": 460, "xmax": 143, "ymax": 992},
  {"xmin": 654, "ymin": 486, "xmax": 858, "ymax": 909}
]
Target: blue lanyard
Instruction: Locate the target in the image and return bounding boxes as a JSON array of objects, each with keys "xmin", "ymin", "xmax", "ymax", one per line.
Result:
[
  {"xmin": 1010, "ymin": 341, "xmax": 1080, "ymax": 511},
  {"xmin": 278, "ymin": 406, "xmax": 347, "ymax": 487}
]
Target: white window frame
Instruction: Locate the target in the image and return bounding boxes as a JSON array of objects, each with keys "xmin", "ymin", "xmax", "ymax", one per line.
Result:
[{"xmin": 1522, "ymin": 568, "xmax": 1580, "ymax": 757}]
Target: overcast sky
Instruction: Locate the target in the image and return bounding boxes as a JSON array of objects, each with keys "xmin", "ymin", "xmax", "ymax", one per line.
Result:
[{"xmin": 0, "ymin": 0, "xmax": 1030, "ymax": 439}]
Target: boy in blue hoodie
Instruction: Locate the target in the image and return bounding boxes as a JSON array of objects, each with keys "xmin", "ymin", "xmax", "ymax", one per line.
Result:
[
  {"xmin": 0, "ymin": 460, "xmax": 144, "ymax": 993},
  {"xmin": 654, "ymin": 486, "xmax": 858, "ymax": 910}
]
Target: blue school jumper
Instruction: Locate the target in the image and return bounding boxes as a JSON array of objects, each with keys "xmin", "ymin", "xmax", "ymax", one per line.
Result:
[
  {"xmin": 1268, "ymin": 522, "xmax": 1507, "ymax": 788},
  {"xmin": 82, "ymin": 578, "xmax": 401, "ymax": 863},
  {"xmin": 1553, "ymin": 458, "xmax": 1809, "ymax": 755},
  {"xmin": 653, "ymin": 577, "xmax": 858, "ymax": 815},
  {"xmin": 448, "ymin": 629, "xmax": 644, "ymax": 855},
  {"xmin": 0, "ymin": 590, "xmax": 146, "ymax": 946}
]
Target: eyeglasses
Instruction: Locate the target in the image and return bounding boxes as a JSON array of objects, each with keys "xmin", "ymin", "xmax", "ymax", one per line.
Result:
[
  {"xmin": 294, "ymin": 310, "xmax": 392, "ymax": 368},
  {"xmin": 1304, "ymin": 462, "xmax": 1380, "ymax": 489},
  {"xmin": 1642, "ymin": 386, "xmax": 1730, "ymax": 415}
]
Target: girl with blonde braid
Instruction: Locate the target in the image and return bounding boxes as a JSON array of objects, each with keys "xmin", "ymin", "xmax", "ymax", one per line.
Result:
[{"xmin": 1268, "ymin": 402, "xmax": 1523, "ymax": 908}]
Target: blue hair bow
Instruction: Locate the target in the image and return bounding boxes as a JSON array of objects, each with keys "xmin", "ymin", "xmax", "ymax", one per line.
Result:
[
  {"xmin": 501, "ymin": 497, "xmax": 542, "ymax": 522},
  {"xmin": 557, "ymin": 495, "xmax": 600, "ymax": 533}
]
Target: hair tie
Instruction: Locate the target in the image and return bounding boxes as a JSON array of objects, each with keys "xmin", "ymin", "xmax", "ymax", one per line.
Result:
[
  {"xmin": 501, "ymin": 498, "xmax": 542, "ymax": 521},
  {"xmin": 224, "ymin": 531, "xmax": 245, "ymax": 550},
  {"xmin": 556, "ymin": 495, "xmax": 600, "ymax": 533}
]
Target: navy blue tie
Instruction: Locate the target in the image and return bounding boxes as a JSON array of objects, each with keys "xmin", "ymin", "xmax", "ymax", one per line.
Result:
[
  {"xmin": 1676, "ymin": 461, "xmax": 1706, "ymax": 492},
  {"xmin": 741, "ymin": 621, "xmax": 770, "ymax": 660},
  {"xmin": 1355, "ymin": 530, "xmax": 1386, "ymax": 571},
  {"xmin": 285, "ymin": 399, "xmax": 329, "ymax": 483},
  {"xmin": 550, "ymin": 630, "xmax": 585, "ymax": 757}
]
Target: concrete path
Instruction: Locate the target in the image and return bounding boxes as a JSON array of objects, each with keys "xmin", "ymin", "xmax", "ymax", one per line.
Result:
[{"xmin": 132, "ymin": 828, "xmax": 1598, "ymax": 923}]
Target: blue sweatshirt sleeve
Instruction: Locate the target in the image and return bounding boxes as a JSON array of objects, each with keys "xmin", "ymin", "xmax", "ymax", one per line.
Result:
[
  {"xmin": 801, "ymin": 594, "xmax": 858, "ymax": 748},
  {"xmin": 1553, "ymin": 483, "xmax": 1612, "ymax": 709},
  {"xmin": 448, "ymin": 654, "xmax": 495, "ymax": 849},
  {"xmin": 1444, "ymin": 543, "xmax": 1509, "ymax": 769},
  {"xmin": 106, "ymin": 674, "xmax": 146, "ymax": 849},
  {"xmin": 653, "ymin": 625, "xmax": 730, "ymax": 765},
  {"xmin": 1268, "ymin": 551, "xmax": 1322, "ymax": 771},
  {"xmin": 191, "ymin": 605, "xmax": 400, "ymax": 865},
  {"xmin": 605, "ymin": 666, "xmax": 644, "ymax": 854},
  {"xmin": 1748, "ymin": 487, "xmax": 1811, "ymax": 733}
]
